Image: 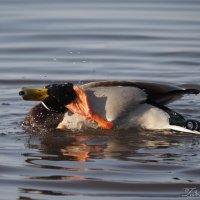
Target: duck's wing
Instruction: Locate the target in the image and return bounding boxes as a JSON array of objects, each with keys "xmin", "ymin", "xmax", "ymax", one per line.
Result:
[
  {"xmin": 82, "ymin": 81, "xmax": 199, "ymax": 105},
  {"xmin": 85, "ymin": 86, "xmax": 147, "ymax": 121}
]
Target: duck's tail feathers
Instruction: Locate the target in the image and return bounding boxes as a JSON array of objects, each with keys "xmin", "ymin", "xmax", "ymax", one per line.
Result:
[
  {"xmin": 152, "ymin": 88, "xmax": 199, "ymax": 105},
  {"xmin": 169, "ymin": 125, "xmax": 200, "ymax": 134}
]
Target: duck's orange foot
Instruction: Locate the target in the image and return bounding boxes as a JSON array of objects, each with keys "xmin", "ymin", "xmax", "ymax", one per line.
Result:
[
  {"xmin": 91, "ymin": 113, "xmax": 113, "ymax": 129},
  {"xmin": 67, "ymin": 86, "xmax": 114, "ymax": 130}
]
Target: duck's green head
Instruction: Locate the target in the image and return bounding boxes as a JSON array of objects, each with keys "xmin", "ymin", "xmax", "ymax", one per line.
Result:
[{"xmin": 19, "ymin": 83, "xmax": 76, "ymax": 113}]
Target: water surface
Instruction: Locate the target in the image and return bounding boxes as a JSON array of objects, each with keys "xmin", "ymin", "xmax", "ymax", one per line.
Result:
[{"xmin": 0, "ymin": 1, "xmax": 200, "ymax": 199}]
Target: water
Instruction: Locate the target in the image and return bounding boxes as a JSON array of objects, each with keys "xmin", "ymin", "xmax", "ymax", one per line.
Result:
[{"xmin": 0, "ymin": 0, "xmax": 200, "ymax": 199}]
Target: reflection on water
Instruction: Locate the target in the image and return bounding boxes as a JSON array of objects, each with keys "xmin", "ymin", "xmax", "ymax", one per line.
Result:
[
  {"xmin": 14, "ymin": 130, "xmax": 200, "ymax": 199},
  {"xmin": 25, "ymin": 130, "xmax": 200, "ymax": 164}
]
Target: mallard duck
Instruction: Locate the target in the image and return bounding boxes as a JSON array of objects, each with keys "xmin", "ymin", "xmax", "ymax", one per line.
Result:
[{"xmin": 19, "ymin": 81, "xmax": 200, "ymax": 133}]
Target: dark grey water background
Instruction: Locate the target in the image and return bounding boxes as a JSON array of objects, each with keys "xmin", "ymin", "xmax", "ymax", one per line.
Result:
[{"xmin": 0, "ymin": 0, "xmax": 200, "ymax": 199}]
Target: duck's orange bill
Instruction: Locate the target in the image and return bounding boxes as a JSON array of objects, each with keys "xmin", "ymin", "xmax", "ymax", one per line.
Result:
[{"xmin": 66, "ymin": 86, "xmax": 113, "ymax": 129}]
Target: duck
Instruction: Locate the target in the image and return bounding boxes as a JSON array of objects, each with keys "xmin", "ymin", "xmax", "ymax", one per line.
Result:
[{"xmin": 19, "ymin": 80, "xmax": 200, "ymax": 134}]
